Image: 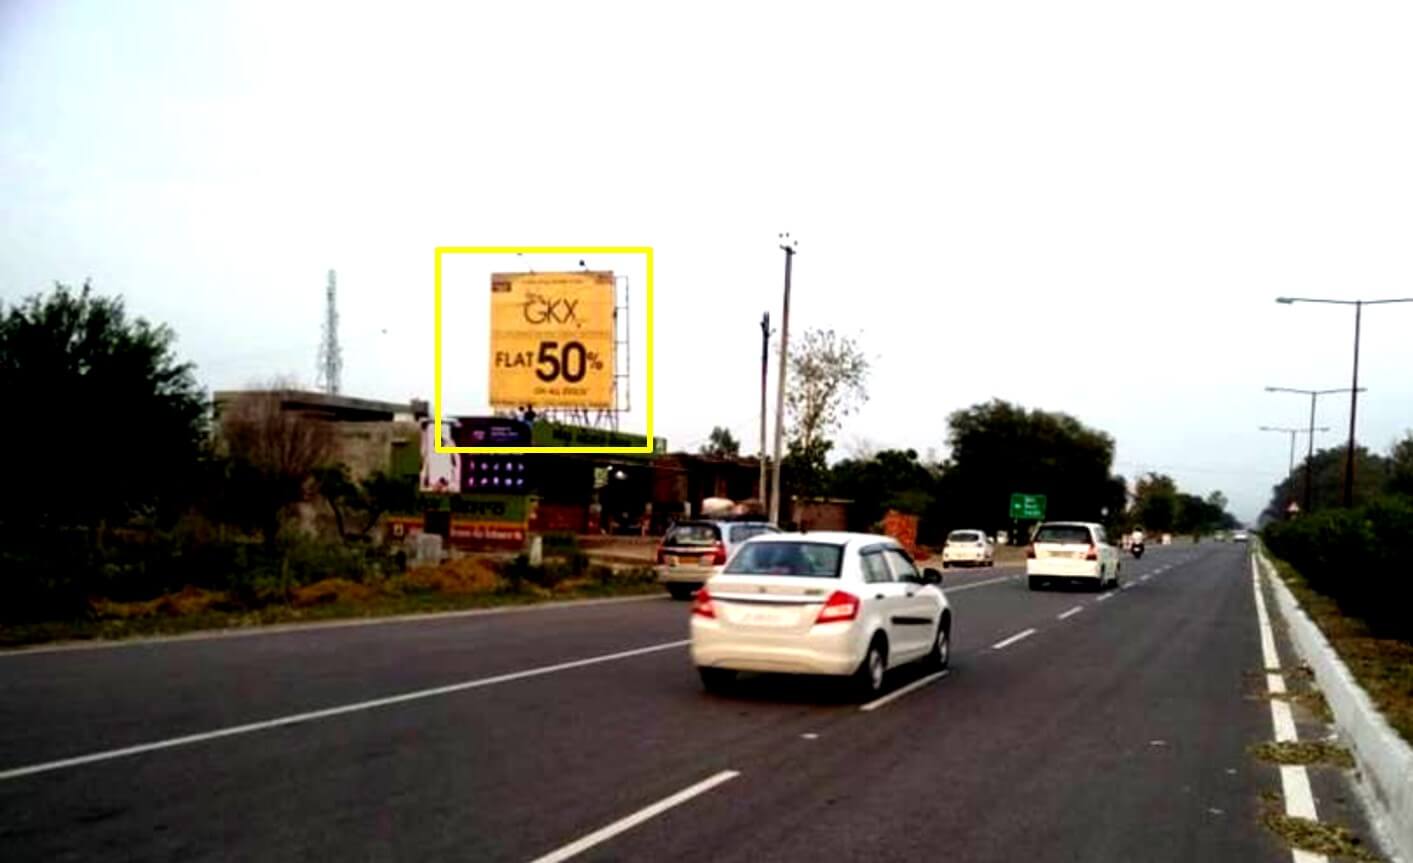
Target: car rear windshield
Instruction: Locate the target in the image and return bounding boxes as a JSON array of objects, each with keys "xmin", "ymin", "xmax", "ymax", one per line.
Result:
[
  {"xmin": 664, "ymin": 523, "xmax": 721, "ymax": 546},
  {"xmin": 948, "ymin": 531, "xmax": 982, "ymax": 543},
  {"xmin": 728, "ymin": 524, "xmax": 778, "ymax": 543},
  {"xmin": 722, "ymin": 541, "xmax": 843, "ymax": 577},
  {"xmin": 1034, "ymin": 525, "xmax": 1093, "ymax": 544}
]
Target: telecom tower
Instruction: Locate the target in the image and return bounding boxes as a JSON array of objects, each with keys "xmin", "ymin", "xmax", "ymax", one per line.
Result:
[{"xmin": 316, "ymin": 269, "xmax": 342, "ymax": 394}]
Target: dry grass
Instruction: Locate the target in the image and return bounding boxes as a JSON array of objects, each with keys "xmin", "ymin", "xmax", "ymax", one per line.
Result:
[
  {"xmin": 1258, "ymin": 792, "xmax": 1384, "ymax": 862},
  {"xmin": 398, "ymin": 557, "xmax": 503, "ymax": 595},
  {"xmin": 1251, "ymin": 740, "xmax": 1354, "ymax": 768},
  {"xmin": 93, "ymin": 586, "xmax": 235, "ymax": 619}
]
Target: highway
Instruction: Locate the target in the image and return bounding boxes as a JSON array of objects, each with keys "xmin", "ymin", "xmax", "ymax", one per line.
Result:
[{"xmin": 0, "ymin": 543, "xmax": 1355, "ymax": 861}]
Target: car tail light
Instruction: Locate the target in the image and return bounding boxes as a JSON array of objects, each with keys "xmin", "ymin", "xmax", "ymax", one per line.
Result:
[
  {"xmin": 710, "ymin": 541, "xmax": 728, "ymax": 565},
  {"xmin": 1026, "ymin": 544, "xmax": 1037, "ymax": 559},
  {"xmin": 692, "ymin": 589, "xmax": 715, "ymax": 619},
  {"xmin": 1085, "ymin": 544, "xmax": 1099, "ymax": 561},
  {"xmin": 814, "ymin": 590, "xmax": 860, "ymax": 625}
]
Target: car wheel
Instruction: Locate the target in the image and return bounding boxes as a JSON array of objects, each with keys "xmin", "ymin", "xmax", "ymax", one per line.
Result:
[
  {"xmin": 698, "ymin": 667, "xmax": 736, "ymax": 693},
  {"xmin": 925, "ymin": 618, "xmax": 951, "ymax": 671},
  {"xmin": 666, "ymin": 584, "xmax": 695, "ymax": 601},
  {"xmin": 1028, "ymin": 576, "xmax": 1043, "ymax": 591},
  {"xmin": 852, "ymin": 636, "xmax": 888, "ymax": 699}
]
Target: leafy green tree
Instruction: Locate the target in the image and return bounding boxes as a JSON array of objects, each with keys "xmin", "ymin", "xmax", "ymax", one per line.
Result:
[
  {"xmin": 1389, "ymin": 432, "xmax": 1413, "ymax": 498},
  {"xmin": 936, "ymin": 400, "xmax": 1125, "ymax": 535},
  {"xmin": 1262, "ymin": 446, "xmax": 1390, "ymax": 521},
  {"xmin": 831, "ymin": 449, "xmax": 938, "ymax": 532},
  {"xmin": 316, "ymin": 465, "xmax": 418, "ymax": 541},
  {"xmin": 700, "ymin": 426, "xmax": 741, "ymax": 457},
  {"xmin": 1133, "ymin": 473, "xmax": 1179, "ymax": 533},
  {"xmin": 0, "ymin": 282, "xmax": 206, "ymax": 536}
]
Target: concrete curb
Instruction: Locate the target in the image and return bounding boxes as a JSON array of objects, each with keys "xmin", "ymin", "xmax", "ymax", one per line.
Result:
[{"xmin": 1256, "ymin": 548, "xmax": 1413, "ymax": 863}]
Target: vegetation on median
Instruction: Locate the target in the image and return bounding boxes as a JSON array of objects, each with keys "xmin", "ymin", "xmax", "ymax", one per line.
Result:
[{"xmin": 0, "ymin": 555, "xmax": 659, "ymax": 649}]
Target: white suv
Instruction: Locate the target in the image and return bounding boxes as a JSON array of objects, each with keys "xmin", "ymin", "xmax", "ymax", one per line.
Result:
[
  {"xmin": 1026, "ymin": 521, "xmax": 1120, "ymax": 591},
  {"xmin": 690, "ymin": 532, "xmax": 952, "ymax": 698}
]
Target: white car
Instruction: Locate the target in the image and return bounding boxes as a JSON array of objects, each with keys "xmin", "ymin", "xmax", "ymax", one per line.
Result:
[
  {"xmin": 1026, "ymin": 521, "xmax": 1121, "ymax": 591},
  {"xmin": 1232, "ymin": 530, "xmax": 1249, "ymax": 543},
  {"xmin": 941, "ymin": 529, "xmax": 995, "ymax": 568},
  {"xmin": 690, "ymin": 532, "xmax": 952, "ymax": 698}
]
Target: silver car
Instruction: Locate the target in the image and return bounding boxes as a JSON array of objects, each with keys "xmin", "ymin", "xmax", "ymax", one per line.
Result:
[{"xmin": 655, "ymin": 520, "xmax": 780, "ymax": 599}]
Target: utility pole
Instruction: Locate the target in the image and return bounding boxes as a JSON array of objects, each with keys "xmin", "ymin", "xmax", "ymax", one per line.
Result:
[
  {"xmin": 759, "ymin": 312, "xmax": 770, "ymax": 508},
  {"xmin": 1265, "ymin": 385, "xmax": 1362, "ymax": 515},
  {"xmin": 769, "ymin": 234, "xmax": 796, "ymax": 526}
]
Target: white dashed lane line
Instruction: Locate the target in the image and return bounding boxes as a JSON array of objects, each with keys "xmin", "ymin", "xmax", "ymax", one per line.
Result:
[
  {"xmin": 1057, "ymin": 606, "xmax": 1084, "ymax": 620},
  {"xmin": 992, "ymin": 628, "xmax": 1037, "ymax": 650}
]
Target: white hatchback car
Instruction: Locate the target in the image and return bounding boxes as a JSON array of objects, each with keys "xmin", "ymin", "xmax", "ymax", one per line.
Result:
[
  {"xmin": 1026, "ymin": 521, "xmax": 1120, "ymax": 591},
  {"xmin": 941, "ymin": 529, "xmax": 995, "ymax": 568},
  {"xmin": 690, "ymin": 532, "xmax": 952, "ymax": 698}
]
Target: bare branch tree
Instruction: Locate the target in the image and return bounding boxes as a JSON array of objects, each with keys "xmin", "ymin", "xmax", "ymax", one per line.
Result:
[{"xmin": 785, "ymin": 328, "xmax": 869, "ymax": 454}]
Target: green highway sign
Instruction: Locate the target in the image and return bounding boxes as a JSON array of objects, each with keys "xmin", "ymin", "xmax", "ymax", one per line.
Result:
[{"xmin": 1009, "ymin": 493, "xmax": 1047, "ymax": 520}]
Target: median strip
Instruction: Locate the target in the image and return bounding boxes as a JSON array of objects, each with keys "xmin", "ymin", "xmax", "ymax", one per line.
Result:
[
  {"xmin": 0, "ymin": 639, "xmax": 690, "ymax": 782},
  {"xmin": 528, "ymin": 770, "xmax": 740, "ymax": 863},
  {"xmin": 992, "ymin": 628, "xmax": 1037, "ymax": 650}
]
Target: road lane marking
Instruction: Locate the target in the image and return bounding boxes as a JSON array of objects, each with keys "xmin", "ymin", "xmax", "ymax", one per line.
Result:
[
  {"xmin": 992, "ymin": 628, "xmax": 1037, "ymax": 650},
  {"xmin": 1140, "ymin": 575, "xmax": 1151, "ymax": 582},
  {"xmin": 1252, "ymin": 556, "xmax": 1328, "ymax": 863},
  {"xmin": 946, "ymin": 575, "xmax": 1014, "ymax": 593},
  {"xmin": 1096, "ymin": 593, "xmax": 1114, "ymax": 602},
  {"xmin": 0, "ymin": 639, "xmax": 690, "ymax": 782},
  {"xmin": 528, "ymin": 770, "xmax": 740, "ymax": 863},
  {"xmin": 1057, "ymin": 606, "xmax": 1083, "ymax": 620},
  {"xmin": 860, "ymin": 670, "xmax": 950, "ymax": 712},
  {"xmin": 1120, "ymin": 582, "xmax": 1136, "ymax": 590}
]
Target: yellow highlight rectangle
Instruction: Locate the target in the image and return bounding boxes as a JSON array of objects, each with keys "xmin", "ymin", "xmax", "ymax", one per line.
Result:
[{"xmin": 434, "ymin": 246, "xmax": 654, "ymax": 454}]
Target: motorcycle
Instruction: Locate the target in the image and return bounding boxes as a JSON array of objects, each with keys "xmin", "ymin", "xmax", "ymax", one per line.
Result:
[{"xmin": 1130, "ymin": 541, "xmax": 1145, "ymax": 559}]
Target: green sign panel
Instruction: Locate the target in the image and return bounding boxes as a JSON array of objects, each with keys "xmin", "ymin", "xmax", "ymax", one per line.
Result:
[
  {"xmin": 530, "ymin": 421, "xmax": 667, "ymax": 455},
  {"xmin": 1009, "ymin": 493, "xmax": 1047, "ymax": 520},
  {"xmin": 417, "ymin": 493, "xmax": 529, "ymax": 523}
]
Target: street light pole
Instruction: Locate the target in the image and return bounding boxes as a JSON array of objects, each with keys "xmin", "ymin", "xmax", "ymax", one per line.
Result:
[
  {"xmin": 1276, "ymin": 295, "xmax": 1413, "ymax": 507},
  {"xmin": 1265, "ymin": 386, "xmax": 1362, "ymax": 514},
  {"xmin": 1345, "ymin": 301, "xmax": 1362, "ymax": 507},
  {"xmin": 769, "ymin": 235, "xmax": 796, "ymax": 526},
  {"xmin": 1259, "ymin": 424, "xmax": 1330, "ymax": 494}
]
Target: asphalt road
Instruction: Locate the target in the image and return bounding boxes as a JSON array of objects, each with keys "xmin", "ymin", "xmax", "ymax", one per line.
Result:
[{"xmin": 0, "ymin": 543, "xmax": 1338, "ymax": 861}]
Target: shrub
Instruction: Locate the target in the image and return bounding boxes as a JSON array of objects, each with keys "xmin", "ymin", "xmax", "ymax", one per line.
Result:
[{"xmin": 1263, "ymin": 495, "xmax": 1413, "ymax": 641}]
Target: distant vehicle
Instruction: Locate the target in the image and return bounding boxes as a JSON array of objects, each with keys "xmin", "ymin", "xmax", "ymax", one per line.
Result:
[
  {"xmin": 1232, "ymin": 530, "xmax": 1249, "ymax": 543},
  {"xmin": 941, "ymin": 529, "xmax": 995, "ymax": 568},
  {"xmin": 1026, "ymin": 521, "xmax": 1121, "ymax": 591},
  {"xmin": 689, "ymin": 532, "xmax": 951, "ymax": 698},
  {"xmin": 655, "ymin": 520, "xmax": 780, "ymax": 599}
]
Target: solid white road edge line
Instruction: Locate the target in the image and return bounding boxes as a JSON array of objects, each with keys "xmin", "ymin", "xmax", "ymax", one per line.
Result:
[
  {"xmin": 992, "ymin": 628, "xmax": 1037, "ymax": 650},
  {"xmin": 1252, "ymin": 556, "xmax": 1327, "ymax": 863},
  {"xmin": 0, "ymin": 639, "xmax": 691, "ymax": 782},
  {"xmin": 1057, "ymin": 606, "xmax": 1083, "ymax": 620},
  {"xmin": 528, "ymin": 770, "xmax": 740, "ymax": 863},
  {"xmin": 860, "ymin": 670, "xmax": 950, "ymax": 712}
]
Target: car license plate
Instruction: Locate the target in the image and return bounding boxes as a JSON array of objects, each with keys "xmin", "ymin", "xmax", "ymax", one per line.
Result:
[{"xmin": 739, "ymin": 607, "xmax": 795, "ymax": 626}]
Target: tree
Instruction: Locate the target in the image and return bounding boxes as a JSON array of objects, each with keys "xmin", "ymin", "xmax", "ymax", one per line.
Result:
[
  {"xmin": 0, "ymin": 282, "xmax": 207, "ymax": 537},
  {"xmin": 315, "ymin": 465, "xmax": 418, "ymax": 541},
  {"xmin": 1133, "ymin": 473, "xmax": 1179, "ymax": 533},
  {"xmin": 831, "ymin": 449, "xmax": 938, "ymax": 532},
  {"xmin": 935, "ymin": 400, "xmax": 1125, "ymax": 536},
  {"xmin": 700, "ymin": 426, "xmax": 740, "ymax": 457},
  {"xmin": 217, "ymin": 385, "xmax": 334, "ymax": 546},
  {"xmin": 1390, "ymin": 432, "xmax": 1413, "ymax": 498},
  {"xmin": 1262, "ymin": 445, "xmax": 1390, "ymax": 522},
  {"xmin": 785, "ymin": 328, "xmax": 869, "ymax": 454}
]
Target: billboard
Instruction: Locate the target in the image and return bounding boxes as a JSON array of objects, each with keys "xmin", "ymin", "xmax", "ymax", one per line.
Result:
[
  {"xmin": 489, "ymin": 271, "xmax": 615, "ymax": 409},
  {"xmin": 420, "ymin": 417, "xmax": 535, "ymax": 493}
]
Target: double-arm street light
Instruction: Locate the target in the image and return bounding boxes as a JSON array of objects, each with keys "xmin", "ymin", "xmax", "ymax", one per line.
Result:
[
  {"xmin": 1259, "ymin": 425, "xmax": 1330, "ymax": 481},
  {"xmin": 1264, "ymin": 386, "xmax": 1363, "ymax": 514},
  {"xmin": 1276, "ymin": 296, "xmax": 1413, "ymax": 506}
]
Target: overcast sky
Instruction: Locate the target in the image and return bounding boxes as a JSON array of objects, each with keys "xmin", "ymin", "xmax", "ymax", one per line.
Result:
[{"xmin": 4, "ymin": 1, "xmax": 1412, "ymax": 523}]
